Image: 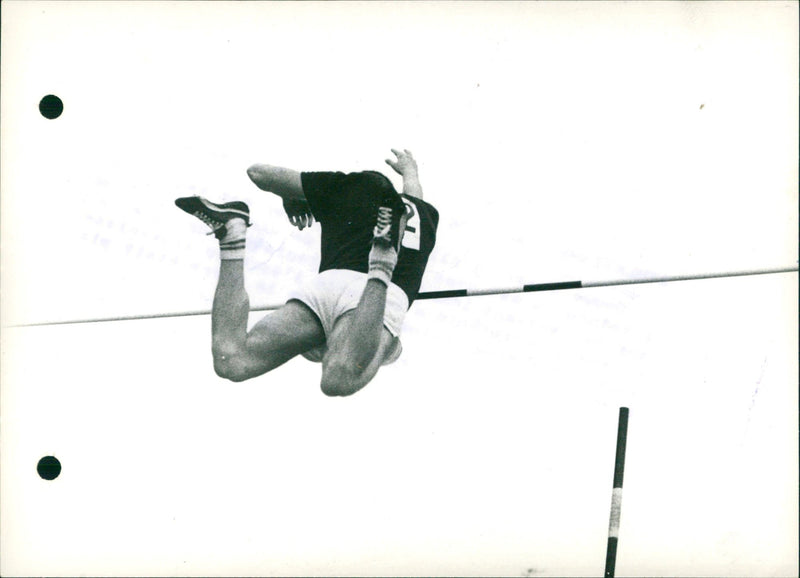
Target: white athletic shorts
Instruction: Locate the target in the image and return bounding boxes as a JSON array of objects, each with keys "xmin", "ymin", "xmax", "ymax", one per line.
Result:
[{"xmin": 289, "ymin": 269, "xmax": 409, "ymax": 365}]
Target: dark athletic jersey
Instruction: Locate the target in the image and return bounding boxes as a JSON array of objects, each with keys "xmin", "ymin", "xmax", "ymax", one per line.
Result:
[{"xmin": 300, "ymin": 171, "xmax": 439, "ymax": 305}]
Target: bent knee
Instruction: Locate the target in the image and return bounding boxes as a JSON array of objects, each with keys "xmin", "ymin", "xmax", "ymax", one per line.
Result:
[
  {"xmin": 214, "ymin": 362, "xmax": 251, "ymax": 383},
  {"xmin": 213, "ymin": 353, "xmax": 252, "ymax": 383},
  {"xmin": 320, "ymin": 359, "xmax": 370, "ymax": 397}
]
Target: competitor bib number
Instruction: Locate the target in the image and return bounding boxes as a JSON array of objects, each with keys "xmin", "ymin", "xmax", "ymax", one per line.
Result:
[{"xmin": 401, "ymin": 199, "xmax": 421, "ymax": 251}]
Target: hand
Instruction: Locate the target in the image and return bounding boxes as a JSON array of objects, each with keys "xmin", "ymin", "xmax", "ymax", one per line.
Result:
[
  {"xmin": 283, "ymin": 198, "xmax": 315, "ymax": 230},
  {"xmin": 385, "ymin": 148, "xmax": 418, "ymax": 177}
]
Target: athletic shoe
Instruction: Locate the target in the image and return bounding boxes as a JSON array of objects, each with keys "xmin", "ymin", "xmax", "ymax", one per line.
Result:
[
  {"xmin": 175, "ymin": 196, "xmax": 251, "ymax": 239},
  {"xmin": 372, "ymin": 192, "xmax": 412, "ymax": 253}
]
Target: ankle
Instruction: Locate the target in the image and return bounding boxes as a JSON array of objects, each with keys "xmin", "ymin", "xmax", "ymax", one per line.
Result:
[
  {"xmin": 368, "ymin": 243, "xmax": 398, "ymax": 286},
  {"xmin": 220, "ymin": 218, "xmax": 247, "ymax": 260},
  {"xmin": 220, "ymin": 218, "xmax": 247, "ymax": 243}
]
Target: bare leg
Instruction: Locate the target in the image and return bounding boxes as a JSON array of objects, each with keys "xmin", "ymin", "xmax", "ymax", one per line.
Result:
[
  {"xmin": 211, "ymin": 259, "xmax": 251, "ymax": 379},
  {"xmin": 175, "ymin": 196, "xmax": 324, "ymax": 383},
  {"xmin": 335, "ymin": 279, "xmax": 387, "ymax": 369},
  {"xmin": 211, "ymin": 258, "xmax": 325, "ymax": 382},
  {"xmin": 320, "ymin": 279, "xmax": 399, "ymax": 397}
]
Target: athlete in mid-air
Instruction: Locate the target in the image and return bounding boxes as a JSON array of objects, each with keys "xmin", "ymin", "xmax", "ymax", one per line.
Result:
[{"xmin": 175, "ymin": 149, "xmax": 438, "ymax": 396}]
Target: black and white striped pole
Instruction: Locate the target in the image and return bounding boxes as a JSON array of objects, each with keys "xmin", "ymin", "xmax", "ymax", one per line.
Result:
[
  {"xmin": 605, "ymin": 407, "xmax": 629, "ymax": 578},
  {"xmin": 7, "ymin": 266, "xmax": 797, "ymax": 327}
]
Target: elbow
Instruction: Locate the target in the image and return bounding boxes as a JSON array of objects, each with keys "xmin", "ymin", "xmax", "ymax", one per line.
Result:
[
  {"xmin": 246, "ymin": 164, "xmax": 263, "ymax": 186},
  {"xmin": 247, "ymin": 164, "xmax": 285, "ymax": 194}
]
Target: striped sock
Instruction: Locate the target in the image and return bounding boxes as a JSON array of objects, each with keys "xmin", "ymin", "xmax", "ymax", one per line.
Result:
[
  {"xmin": 219, "ymin": 218, "xmax": 247, "ymax": 260},
  {"xmin": 367, "ymin": 243, "xmax": 398, "ymax": 286}
]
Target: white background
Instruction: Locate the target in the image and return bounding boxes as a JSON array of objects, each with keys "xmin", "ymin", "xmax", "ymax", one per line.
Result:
[{"xmin": 1, "ymin": 1, "xmax": 797, "ymax": 576}]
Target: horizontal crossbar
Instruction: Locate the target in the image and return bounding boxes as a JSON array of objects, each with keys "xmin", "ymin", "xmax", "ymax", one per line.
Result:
[{"xmin": 8, "ymin": 266, "xmax": 797, "ymax": 327}]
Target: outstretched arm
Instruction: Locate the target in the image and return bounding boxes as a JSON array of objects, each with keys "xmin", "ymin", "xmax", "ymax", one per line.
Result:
[
  {"xmin": 246, "ymin": 164, "xmax": 314, "ymax": 230},
  {"xmin": 385, "ymin": 149, "xmax": 423, "ymax": 200}
]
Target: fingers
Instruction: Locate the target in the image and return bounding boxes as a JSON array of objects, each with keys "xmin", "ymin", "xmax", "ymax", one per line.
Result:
[
  {"xmin": 387, "ymin": 148, "xmax": 414, "ymax": 175},
  {"xmin": 388, "ymin": 148, "xmax": 415, "ymax": 166},
  {"xmin": 287, "ymin": 205, "xmax": 314, "ymax": 230},
  {"xmin": 390, "ymin": 148, "xmax": 413, "ymax": 159},
  {"xmin": 290, "ymin": 212, "xmax": 314, "ymax": 230}
]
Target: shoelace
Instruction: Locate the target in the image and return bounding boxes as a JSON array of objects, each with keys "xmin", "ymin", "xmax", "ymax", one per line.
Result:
[
  {"xmin": 374, "ymin": 207, "xmax": 393, "ymax": 239},
  {"xmin": 194, "ymin": 210, "xmax": 223, "ymax": 234}
]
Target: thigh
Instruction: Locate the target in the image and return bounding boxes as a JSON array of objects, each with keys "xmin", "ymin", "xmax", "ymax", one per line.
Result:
[{"xmin": 241, "ymin": 299, "xmax": 326, "ymax": 376}]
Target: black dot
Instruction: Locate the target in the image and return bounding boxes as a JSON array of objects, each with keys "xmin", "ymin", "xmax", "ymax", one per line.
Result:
[
  {"xmin": 37, "ymin": 456, "xmax": 62, "ymax": 480},
  {"xmin": 39, "ymin": 95, "xmax": 63, "ymax": 119}
]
